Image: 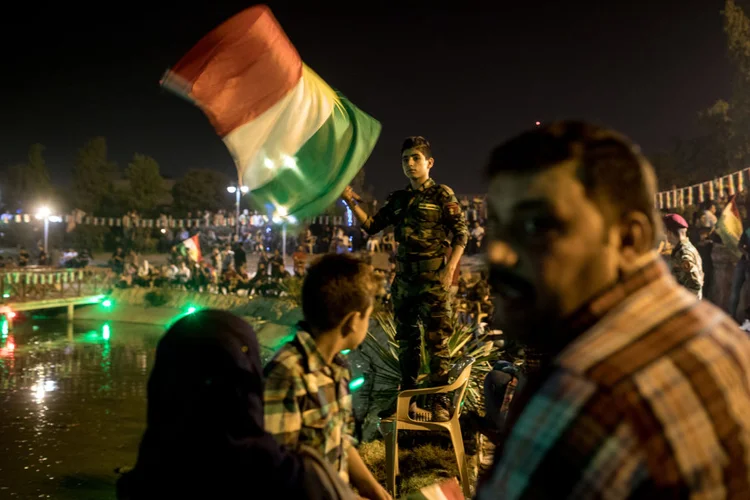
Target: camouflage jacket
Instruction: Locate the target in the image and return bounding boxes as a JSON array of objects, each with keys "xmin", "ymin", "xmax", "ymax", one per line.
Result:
[
  {"xmin": 361, "ymin": 178, "xmax": 469, "ymax": 262},
  {"xmin": 670, "ymin": 239, "xmax": 704, "ymax": 299}
]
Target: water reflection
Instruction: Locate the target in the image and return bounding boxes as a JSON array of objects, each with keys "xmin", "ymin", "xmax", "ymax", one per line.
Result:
[{"xmin": 0, "ymin": 319, "xmax": 163, "ymax": 499}]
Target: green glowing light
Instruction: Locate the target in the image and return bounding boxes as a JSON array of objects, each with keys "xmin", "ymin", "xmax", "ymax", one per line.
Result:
[
  {"xmin": 2, "ymin": 293, "xmax": 9, "ymax": 299},
  {"xmin": 186, "ymin": 306, "xmax": 197, "ymax": 314},
  {"xmin": 272, "ymin": 333, "xmax": 296, "ymax": 350},
  {"xmin": 102, "ymin": 324, "xmax": 111, "ymax": 340},
  {"xmin": 349, "ymin": 376, "xmax": 365, "ymax": 391},
  {"xmin": 102, "ymin": 299, "xmax": 112, "ymax": 308},
  {"xmin": 1, "ymin": 319, "xmax": 8, "ymax": 337},
  {"xmin": 340, "ymin": 349, "xmax": 351, "ymax": 355}
]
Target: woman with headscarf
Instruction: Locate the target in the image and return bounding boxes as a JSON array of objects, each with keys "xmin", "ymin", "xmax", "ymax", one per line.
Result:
[{"xmin": 117, "ymin": 310, "xmax": 354, "ymax": 499}]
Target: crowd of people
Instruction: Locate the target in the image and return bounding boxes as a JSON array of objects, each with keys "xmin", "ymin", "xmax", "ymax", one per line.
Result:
[
  {"xmin": 16, "ymin": 124, "xmax": 750, "ymax": 498},
  {"xmin": 658, "ymin": 192, "xmax": 750, "ymax": 325}
]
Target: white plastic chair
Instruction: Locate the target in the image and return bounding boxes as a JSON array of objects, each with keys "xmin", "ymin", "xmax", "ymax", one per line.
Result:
[
  {"xmin": 380, "ymin": 361, "xmax": 474, "ymax": 498},
  {"xmin": 367, "ymin": 237, "xmax": 381, "ymax": 253}
]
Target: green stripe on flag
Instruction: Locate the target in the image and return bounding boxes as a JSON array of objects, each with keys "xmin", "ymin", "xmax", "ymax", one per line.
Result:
[{"xmin": 250, "ymin": 95, "xmax": 381, "ymax": 219}]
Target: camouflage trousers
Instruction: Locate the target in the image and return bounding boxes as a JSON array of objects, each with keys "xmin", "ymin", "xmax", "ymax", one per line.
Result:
[{"xmin": 391, "ymin": 271, "xmax": 453, "ymax": 390}]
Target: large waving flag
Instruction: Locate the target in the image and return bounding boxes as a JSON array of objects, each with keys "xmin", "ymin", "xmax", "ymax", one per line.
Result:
[
  {"xmin": 717, "ymin": 195, "xmax": 744, "ymax": 259},
  {"xmin": 161, "ymin": 5, "xmax": 381, "ymax": 219}
]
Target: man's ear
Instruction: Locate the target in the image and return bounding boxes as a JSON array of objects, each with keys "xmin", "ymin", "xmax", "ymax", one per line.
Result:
[
  {"xmin": 618, "ymin": 211, "xmax": 654, "ymax": 264},
  {"xmin": 427, "ymin": 157, "xmax": 435, "ymax": 170}
]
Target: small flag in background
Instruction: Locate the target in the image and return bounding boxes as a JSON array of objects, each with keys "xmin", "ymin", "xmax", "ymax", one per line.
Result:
[
  {"xmin": 403, "ymin": 478, "xmax": 464, "ymax": 500},
  {"xmin": 161, "ymin": 5, "xmax": 381, "ymax": 220},
  {"xmin": 717, "ymin": 195, "xmax": 744, "ymax": 259},
  {"xmin": 179, "ymin": 234, "xmax": 202, "ymax": 263}
]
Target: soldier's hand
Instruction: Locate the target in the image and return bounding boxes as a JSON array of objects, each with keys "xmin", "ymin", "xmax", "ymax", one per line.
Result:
[
  {"xmin": 342, "ymin": 186, "xmax": 362, "ymax": 204},
  {"xmin": 439, "ymin": 267, "xmax": 453, "ymax": 291}
]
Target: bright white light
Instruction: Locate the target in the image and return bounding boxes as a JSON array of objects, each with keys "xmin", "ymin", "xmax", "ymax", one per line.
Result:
[
  {"xmin": 240, "ymin": 185, "xmax": 249, "ymax": 194},
  {"xmin": 48, "ymin": 216, "xmax": 62, "ymax": 223},
  {"xmin": 281, "ymin": 155, "xmax": 297, "ymax": 169},
  {"xmin": 535, "ymin": 121, "xmax": 541, "ymax": 126},
  {"xmin": 160, "ymin": 228, "xmax": 166, "ymax": 234},
  {"xmin": 226, "ymin": 186, "xmax": 237, "ymax": 194},
  {"xmin": 264, "ymin": 158, "xmax": 275, "ymax": 169},
  {"xmin": 276, "ymin": 206, "xmax": 288, "ymax": 217},
  {"xmin": 30, "ymin": 379, "xmax": 56, "ymax": 404},
  {"xmin": 272, "ymin": 215, "xmax": 282, "ymax": 224},
  {"xmin": 287, "ymin": 215, "xmax": 298, "ymax": 224},
  {"xmin": 36, "ymin": 206, "xmax": 51, "ymax": 219}
]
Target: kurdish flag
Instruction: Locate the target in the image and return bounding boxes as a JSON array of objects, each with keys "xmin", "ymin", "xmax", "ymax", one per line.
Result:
[
  {"xmin": 179, "ymin": 234, "xmax": 202, "ymax": 263},
  {"xmin": 161, "ymin": 5, "xmax": 381, "ymax": 219},
  {"xmin": 717, "ymin": 195, "xmax": 744, "ymax": 259}
]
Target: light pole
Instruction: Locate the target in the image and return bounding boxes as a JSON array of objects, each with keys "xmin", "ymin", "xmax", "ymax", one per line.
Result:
[
  {"xmin": 36, "ymin": 206, "xmax": 51, "ymax": 254},
  {"xmin": 226, "ymin": 185, "xmax": 249, "ymax": 238}
]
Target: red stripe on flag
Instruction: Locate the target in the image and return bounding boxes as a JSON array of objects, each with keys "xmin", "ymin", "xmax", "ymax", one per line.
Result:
[{"xmin": 168, "ymin": 5, "xmax": 302, "ymax": 136}]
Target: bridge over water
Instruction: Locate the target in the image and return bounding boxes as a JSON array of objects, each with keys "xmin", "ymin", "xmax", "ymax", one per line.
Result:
[{"xmin": 0, "ymin": 268, "xmax": 112, "ymax": 322}]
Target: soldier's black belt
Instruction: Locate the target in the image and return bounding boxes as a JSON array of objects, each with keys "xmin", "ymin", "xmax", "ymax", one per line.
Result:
[{"xmin": 396, "ymin": 257, "xmax": 444, "ymax": 274}]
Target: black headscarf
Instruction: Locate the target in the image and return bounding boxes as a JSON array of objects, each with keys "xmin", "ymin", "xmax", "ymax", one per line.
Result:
[{"xmin": 117, "ymin": 310, "xmax": 307, "ymax": 499}]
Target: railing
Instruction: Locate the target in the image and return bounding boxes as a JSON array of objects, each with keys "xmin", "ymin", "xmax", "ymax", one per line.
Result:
[{"xmin": 0, "ymin": 268, "xmax": 113, "ymax": 304}]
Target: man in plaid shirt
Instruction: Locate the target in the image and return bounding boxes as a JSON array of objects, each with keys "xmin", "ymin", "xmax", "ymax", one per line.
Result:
[
  {"xmin": 264, "ymin": 254, "xmax": 390, "ymax": 500},
  {"xmin": 477, "ymin": 121, "xmax": 750, "ymax": 498}
]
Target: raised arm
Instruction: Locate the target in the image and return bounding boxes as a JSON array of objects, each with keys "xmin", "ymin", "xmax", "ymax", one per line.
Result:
[{"xmin": 342, "ymin": 186, "xmax": 397, "ymax": 236}]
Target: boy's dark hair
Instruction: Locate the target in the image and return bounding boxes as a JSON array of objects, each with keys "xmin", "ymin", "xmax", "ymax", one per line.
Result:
[
  {"xmin": 302, "ymin": 254, "xmax": 380, "ymax": 334},
  {"xmin": 401, "ymin": 136, "xmax": 432, "ymax": 159},
  {"xmin": 486, "ymin": 121, "xmax": 660, "ymax": 246}
]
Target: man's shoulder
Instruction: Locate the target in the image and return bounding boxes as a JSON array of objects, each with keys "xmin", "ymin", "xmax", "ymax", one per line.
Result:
[{"xmin": 569, "ymin": 300, "xmax": 750, "ymax": 392}]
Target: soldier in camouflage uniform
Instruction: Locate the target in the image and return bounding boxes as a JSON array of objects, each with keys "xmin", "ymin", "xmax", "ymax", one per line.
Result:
[
  {"xmin": 664, "ymin": 213, "xmax": 704, "ymax": 299},
  {"xmin": 343, "ymin": 136, "xmax": 469, "ymax": 421}
]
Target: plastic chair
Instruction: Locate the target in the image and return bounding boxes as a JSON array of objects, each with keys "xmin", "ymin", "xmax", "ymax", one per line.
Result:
[
  {"xmin": 380, "ymin": 360, "xmax": 474, "ymax": 498},
  {"xmin": 366, "ymin": 237, "xmax": 381, "ymax": 253}
]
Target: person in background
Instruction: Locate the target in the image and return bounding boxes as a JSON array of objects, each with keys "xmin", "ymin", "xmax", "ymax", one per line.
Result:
[
  {"xmin": 264, "ymin": 254, "xmax": 390, "ymax": 500},
  {"xmin": 478, "ymin": 121, "xmax": 750, "ymax": 499},
  {"xmin": 270, "ymin": 249, "xmax": 285, "ymax": 279},
  {"xmin": 469, "ymin": 221, "xmax": 485, "ymax": 255},
  {"xmin": 293, "ymin": 245, "xmax": 308, "ymax": 277},
  {"xmin": 729, "ymin": 206, "xmax": 750, "ymax": 321},
  {"xmin": 116, "ymin": 310, "xmax": 355, "ymax": 500},
  {"xmin": 698, "ymin": 199, "xmax": 718, "ymax": 231},
  {"xmin": 233, "ymin": 241, "xmax": 247, "ymax": 270},
  {"xmin": 663, "ymin": 213, "xmax": 704, "ymax": 299}
]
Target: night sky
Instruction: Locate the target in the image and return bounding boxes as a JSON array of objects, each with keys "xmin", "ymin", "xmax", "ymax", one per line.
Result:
[{"xmin": 0, "ymin": 0, "xmax": 730, "ymax": 198}]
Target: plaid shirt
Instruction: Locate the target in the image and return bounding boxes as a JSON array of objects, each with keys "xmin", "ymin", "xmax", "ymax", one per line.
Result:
[
  {"xmin": 263, "ymin": 327, "xmax": 355, "ymax": 482},
  {"xmin": 479, "ymin": 252, "xmax": 750, "ymax": 499}
]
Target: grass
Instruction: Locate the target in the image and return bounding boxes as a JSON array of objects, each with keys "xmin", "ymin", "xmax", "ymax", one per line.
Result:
[{"xmin": 359, "ymin": 439, "xmax": 460, "ymax": 495}]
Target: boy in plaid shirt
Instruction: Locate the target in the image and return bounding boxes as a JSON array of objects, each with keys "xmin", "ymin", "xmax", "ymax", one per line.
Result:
[{"xmin": 264, "ymin": 254, "xmax": 390, "ymax": 500}]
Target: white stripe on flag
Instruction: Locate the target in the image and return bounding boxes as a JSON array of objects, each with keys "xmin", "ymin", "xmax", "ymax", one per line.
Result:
[{"xmin": 223, "ymin": 65, "xmax": 337, "ymax": 190}]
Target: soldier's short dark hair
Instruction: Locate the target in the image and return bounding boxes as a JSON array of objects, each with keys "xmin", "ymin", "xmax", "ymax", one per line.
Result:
[
  {"xmin": 401, "ymin": 136, "xmax": 432, "ymax": 159},
  {"xmin": 302, "ymin": 253, "xmax": 380, "ymax": 334},
  {"xmin": 485, "ymin": 121, "xmax": 660, "ymax": 245}
]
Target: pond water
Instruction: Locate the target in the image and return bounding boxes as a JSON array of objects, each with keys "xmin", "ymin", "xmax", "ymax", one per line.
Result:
[
  {"xmin": 0, "ymin": 318, "xmax": 163, "ymax": 499},
  {"xmin": 0, "ymin": 313, "xmax": 382, "ymax": 499}
]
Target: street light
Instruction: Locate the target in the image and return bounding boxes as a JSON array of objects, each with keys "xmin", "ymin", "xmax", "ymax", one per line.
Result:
[
  {"xmin": 227, "ymin": 184, "xmax": 250, "ymax": 238},
  {"xmin": 35, "ymin": 206, "xmax": 51, "ymax": 254}
]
